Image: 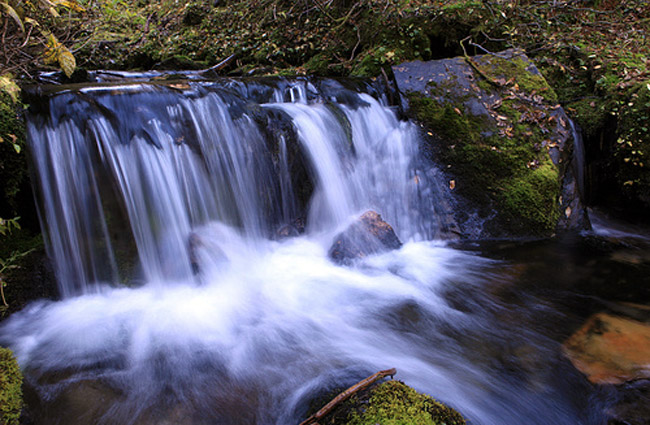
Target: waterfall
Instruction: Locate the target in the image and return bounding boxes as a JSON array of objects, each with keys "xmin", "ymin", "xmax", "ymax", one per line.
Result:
[
  {"xmin": 26, "ymin": 79, "xmax": 444, "ymax": 296},
  {"xmin": 0, "ymin": 77, "xmax": 601, "ymax": 425}
]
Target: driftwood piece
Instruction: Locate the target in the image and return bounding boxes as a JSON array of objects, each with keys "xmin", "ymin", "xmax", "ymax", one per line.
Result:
[{"xmin": 298, "ymin": 368, "xmax": 397, "ymax": 425}]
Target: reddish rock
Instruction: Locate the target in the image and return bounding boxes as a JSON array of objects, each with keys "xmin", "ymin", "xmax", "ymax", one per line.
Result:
[{"xmin": 563, "ymin": 312, "xmax": 650, "ymax": 385}]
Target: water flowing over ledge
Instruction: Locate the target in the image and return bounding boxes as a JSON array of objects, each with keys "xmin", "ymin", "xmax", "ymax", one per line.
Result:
[
  {"xmin": 0, "ymin": 77, "xmax": 607, "ymax": 425},
  {"xmin": 24, "ymin": 77, "xmax": 450, "ymax": 296}
]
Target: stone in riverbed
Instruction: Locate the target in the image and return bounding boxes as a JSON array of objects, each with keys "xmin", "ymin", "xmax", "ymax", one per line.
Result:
[
  {"xmin": 328, "ymin": 211, "xmax": 402, "ymax": 264},
  {"xmin": 309, "ymin": 379, "xmax": 466, "ymax": 425},
  {"xmin": 562, "ymin": 312, "xmax": 650, "ymax": 385}
]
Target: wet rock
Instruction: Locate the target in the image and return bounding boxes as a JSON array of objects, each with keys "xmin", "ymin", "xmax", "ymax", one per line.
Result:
[
  {"xmin": 562, "ymin": 312, "xmax": 650, "ymax": 385},
  {"xmin": 310, "ymin": 380, "xmax": 466, "ymax": 425},
  {"xmin": 607, "ymin": 379, "xmax": 650, "ymax": 425},
  {"xmin": 328, "ymin": 211, "xmax": 402, "ymax": 264},
  {"xmin": 394, "ymin": 49, "xmax": 588, "ymax": 237},
  {"xmin": 24, "ymin": 378, "xmax": 123, "ymax": 425},
  {"xmin": 275, "ymin": 217, "xmax": 306, "ymax": 239}
]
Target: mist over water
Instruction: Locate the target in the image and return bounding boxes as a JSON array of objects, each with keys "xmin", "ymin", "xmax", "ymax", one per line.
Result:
[{"xmin": 1, "ymin": 79, "xmax": 604, "ymax": 424}]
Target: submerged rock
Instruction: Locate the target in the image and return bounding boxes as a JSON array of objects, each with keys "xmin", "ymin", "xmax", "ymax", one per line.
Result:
[
  {"xmin": 394, "ymin": 49, "xmax": 588, "ymax": 238},
  {"xmin": 562, "ymin": 312, "xmax": 650, "ymax": 385},
  {"xmin": 606, "ymin": 379, "xmax": 650, "ymax": 425},
  {"xmin": 328, "ymin": 211, "xmax": 402, "ymax": 264}
]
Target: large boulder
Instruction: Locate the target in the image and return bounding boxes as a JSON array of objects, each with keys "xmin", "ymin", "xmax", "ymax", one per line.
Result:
[
  {"xmin": 394, "ymin": 49, "xmax": 588, "ymax": 238},
  {"xmin": 328, "ymin": 211, "xmax": 402, "ymax": 264},
  {"xmin": 562, "ymin": 311, "xmax": 650, "ymax": 425},
  {"xmin": 562, "ymin": 312, "xmax": 650, "ymax": 385}
]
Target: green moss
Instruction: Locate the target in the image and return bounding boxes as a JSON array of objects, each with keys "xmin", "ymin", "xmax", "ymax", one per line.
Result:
[
  {"xmin": 345, "ymin": 381, "xmax": 465, "ymax": 425},
  {"xmin": 0, "ymin": 347, "xmax": 23, "ymax": 425},
  {"xmin": 566, "ymin": 98, "xmax": 610, "ymax": 140},
  {"xmin": 0, "ymin": 81, "xmax": 28, "ymax": 218},
  {"xmin": 500, "ymin": 163, "xmax": 560, "ymax": 235},
  {"xmin": 406, "ymin": 65, "xmax": 563, "ymax": 236},
  {"xmin": 475, "ymin": 55, "xmax": 558, "ymax": 103},
  {"xmin": 406, "ymin": 92, "xmax": 484, "ymax": 145}
]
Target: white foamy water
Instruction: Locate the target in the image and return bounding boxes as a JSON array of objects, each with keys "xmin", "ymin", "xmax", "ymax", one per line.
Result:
[{"xmin": 1, "ymin": 79, "xmax": 599, "ymax": 425}]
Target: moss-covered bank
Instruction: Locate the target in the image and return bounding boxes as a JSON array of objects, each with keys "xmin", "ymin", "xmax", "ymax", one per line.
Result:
[
  {"xmin": 0, "ymin": 77, "xmax": 29, "ymax": 222},
  {"xmin": 0, "ymin": 79, "xmax": 55, "ymax": 318},
  {"xmin": 0, "ymin": 347, "xmax": 23, "ymax": 425},
  {"xmin": 614, "ymin": 81, "xmax": 650, "ymax": 212}
]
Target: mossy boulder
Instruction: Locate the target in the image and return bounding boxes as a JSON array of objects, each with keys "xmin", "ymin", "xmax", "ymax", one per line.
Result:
[
  {"xmin": 344, "ymin": 380, "xmax": 465, "ymax": 425},
  {"xmin": 312, "ymin": 380, "xmax": 465, "ymax": 425},
  {"xmin": 394, "ymin": 49, "xmax": 587, "ymax": 238},
  {"xmin": 0, "ymin": 347, "xmax": 23, "ymax": 425}
]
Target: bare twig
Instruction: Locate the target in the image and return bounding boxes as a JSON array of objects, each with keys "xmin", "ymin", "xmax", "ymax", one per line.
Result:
[
  {"xmin": 201, "ymin": 54, "xmax": 237, "ymax": 75},
  {"xmin": 349, "ymin": 26, "xmax": 361, "ymax": 61},
  {"xmin": 298, "ymin": 368, "xmax": 397, "ymax": 425}
]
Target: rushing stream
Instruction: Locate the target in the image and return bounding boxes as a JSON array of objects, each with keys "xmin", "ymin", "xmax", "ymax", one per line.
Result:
[{"xmin": 0, "ymin": 77, "xmax": 644, "ymax": 424}]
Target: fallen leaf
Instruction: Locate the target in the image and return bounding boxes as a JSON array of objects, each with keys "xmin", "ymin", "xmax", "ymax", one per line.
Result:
[{"xmin": 449, "ymin": 180, "xmax": 456, "ymax": 190}]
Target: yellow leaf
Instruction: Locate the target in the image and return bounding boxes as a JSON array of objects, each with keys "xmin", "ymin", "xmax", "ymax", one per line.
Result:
[
  {"xmin": 43, "ymin": 34, "xmax": 61, "ymax": 65},
  {"xmin": 24, "ymin": 16, "xmax": 40, "ymax": 27},
  {"xmin": 58, "ymin": 47, "xmax": 75, "ymax": 78},
  {"xmin": 43, "ymin": 33, "xmax": 76, "ymax": 77},
  {"xmin": 50, "ymin": 0, "xmax": 85, "ymax": 12},
  {"xmin": 1, "ymin": 2, "xmax": 25, "ymax": 32},
  {"xmin": 0, "ymin": 75, "xmax": 20, "ymax": 102}
]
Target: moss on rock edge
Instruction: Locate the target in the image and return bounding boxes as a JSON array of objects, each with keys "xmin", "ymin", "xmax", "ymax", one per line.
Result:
[
  {"xmin": 0, "ymin": 347, "xmax": 23, "ymax": 425},
  {"xmin": 397, "ymin": 51, "xmax": 573, "ymax": 237},
  {"xmin": 344, "ymin": 380, "xmax": 465, "ymax": 425}
]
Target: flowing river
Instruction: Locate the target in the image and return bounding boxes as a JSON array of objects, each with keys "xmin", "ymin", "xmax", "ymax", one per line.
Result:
[{"xmin": 1, "ymin": 76, "xmax": 647, "ymax": 425}]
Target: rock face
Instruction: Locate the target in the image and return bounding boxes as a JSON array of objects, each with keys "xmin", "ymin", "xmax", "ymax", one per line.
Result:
[
  {"xmin": 328, "ymin": 211, "xmax": 402, "ymax": 264},
  {"xmin": 563, "ymin": 312, "xmax": 650, "ymax": 385},
  {"xmin": 394, "ymin": 49, "xmax": 588, "ymax": 238}
]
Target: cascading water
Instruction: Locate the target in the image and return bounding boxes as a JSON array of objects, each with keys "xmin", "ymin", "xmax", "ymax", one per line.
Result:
[{"xmin": 0, "ymin": 77, "xmax": 607, "ymax": 425}]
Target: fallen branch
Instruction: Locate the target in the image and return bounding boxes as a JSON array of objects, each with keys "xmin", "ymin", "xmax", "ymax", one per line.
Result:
[
  {"xmin": 298, "ymin": 368, "xmax": 397, "ymax": 425},
  {"xmin": 201, "ymin": 54, "xmax": 237, "ymax": 75}
]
